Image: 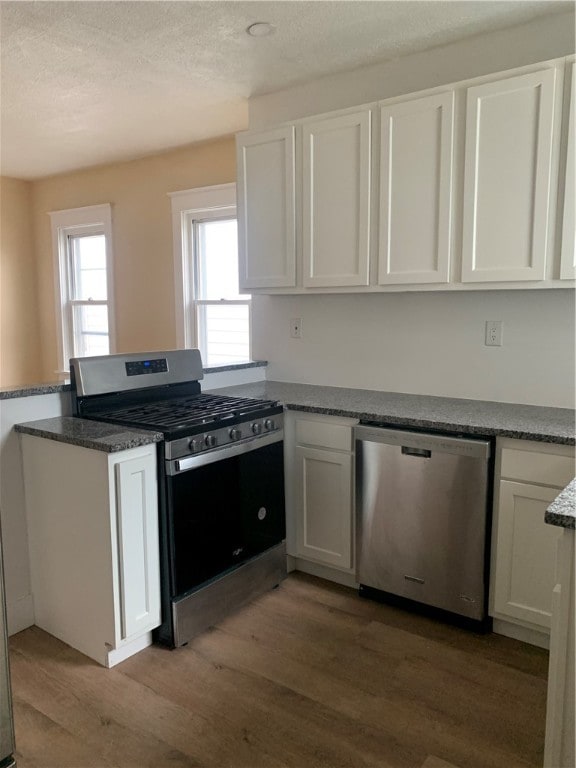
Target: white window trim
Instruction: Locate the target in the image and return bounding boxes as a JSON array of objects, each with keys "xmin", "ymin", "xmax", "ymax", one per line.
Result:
[
  {"xmin": 169, "ymin": 183, "xmax": 247, "ymax": 353},
  {"xmin": 49, "ymin": 203, "xmax": 116, "ymax": 376}
]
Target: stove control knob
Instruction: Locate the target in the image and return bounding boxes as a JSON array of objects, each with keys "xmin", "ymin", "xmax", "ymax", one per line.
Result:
[
  {"xmin": 264, "ymin": 418, "xmax": 275, "ymax": 431},
  {"xmin": 188, "ymin": 438, "xmax": 202, "ymax": 452},
  {"xmin": 229, "ymin": 428, "xmax": 242, "ymax": 441},
  {"xmin": 204, "ymin": 434, "xmax": 217, "ymax": 449},
  {"xmin": 251, "ymin": 422, "xmax": 262, "ymax": 435}
]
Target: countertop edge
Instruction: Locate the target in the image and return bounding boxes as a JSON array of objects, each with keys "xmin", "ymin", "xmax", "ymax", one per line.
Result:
[
  {"xmin": 282, "ymin": 403, "xmax": 576, "ymax": 446},
  {"xmin": 545, "ymin": 479, "xmax": 576, "ymax": 530},
  {"xmin": 1, "ymin": 382, "xmax": 71, "ymax": 399},
  {"xmin": 15, "ymin": 419, "xmax": 163, "ymax": 453}
]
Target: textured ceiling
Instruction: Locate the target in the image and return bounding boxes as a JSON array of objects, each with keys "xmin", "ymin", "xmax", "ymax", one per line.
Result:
[{"xmin": 0, "ymin": 0, "xmax": 572, "ymax": 179}]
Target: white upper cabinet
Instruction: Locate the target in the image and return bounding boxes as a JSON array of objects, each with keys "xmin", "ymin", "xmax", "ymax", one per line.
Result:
[
  {"xmin": 560, "ymin": 61, "xmax": 575, "ymax": 280},
  {"xmin": 236, "ymin": 58, "xmax": 573, "ymax": 293},
  {"xmin": 461, "ymin": 68, "xmax": 557, "ymax": 283},
  {"xmin": 237, "ymin": 126, "xmax": 296, "ymax": 289},
  {"xmin": 378, "ymin": 91, "xmax": 454, "ymax": 285},
  {"xmin": 302, "ymin": 110, "xmax": 371, "ymax": 287}
]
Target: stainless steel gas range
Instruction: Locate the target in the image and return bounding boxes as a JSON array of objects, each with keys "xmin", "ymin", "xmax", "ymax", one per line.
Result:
[{"xmin": 70, "ymin": 349, "xmax": 286, "ymax": 647}]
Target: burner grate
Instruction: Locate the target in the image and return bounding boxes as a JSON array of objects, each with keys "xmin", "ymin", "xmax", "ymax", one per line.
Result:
[{"xmin": 97, "ymin": 393, "xmax": 278, "ymax": 431}]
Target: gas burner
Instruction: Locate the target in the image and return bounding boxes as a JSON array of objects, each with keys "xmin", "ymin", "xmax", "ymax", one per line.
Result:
[{"xmin": 96, "ymin": 392, "xmax": 281, "ymax": 438}]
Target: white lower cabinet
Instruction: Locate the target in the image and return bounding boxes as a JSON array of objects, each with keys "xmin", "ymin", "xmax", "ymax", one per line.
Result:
[
  {"xmin": 493, "ymin": 481, "xmax": 563, "ymax": 628},
  {"xmin": 285, "ymin": 412, "xmax": 357, "ymax": 580},
  {"xmin": 544, "ymin": 527, "xmax": 575, "ymax": 768},
  {"xmin": 295, "ymin": 446, "xmax": 353, "ymax": 569},
  {"xmin": 491, "ymin": 438, "xmax": 575, "ymax": 642},
  {"xmin": 21, "ymin": 435, "xmax": 161, "ymax": 667}
]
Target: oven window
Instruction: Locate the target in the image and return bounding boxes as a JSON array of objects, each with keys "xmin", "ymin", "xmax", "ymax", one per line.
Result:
[{"xmin": 168, "ymin": 441, "xmax": 285, "ymax": 596}]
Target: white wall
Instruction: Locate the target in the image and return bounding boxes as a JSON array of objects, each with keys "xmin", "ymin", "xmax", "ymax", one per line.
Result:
[
  {"xmin": 249, "ymin": 12, "xmax": 576, "ymax": 409},
  {"xmin": 252, "ymin": 290, "xmax": 575, "ymax": 408},
  {"xmin": 0, "ymin": 392, "xmax": 71, "ymax": 634}
]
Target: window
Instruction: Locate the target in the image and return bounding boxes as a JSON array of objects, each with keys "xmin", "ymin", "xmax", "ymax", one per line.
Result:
[
  {"xmin": 171, "ymin": 184, "xmax": 251, "ymax": 366},
  {"xmin": 49, "ymin": 204, "xmax": 115, "ymax": 374}
]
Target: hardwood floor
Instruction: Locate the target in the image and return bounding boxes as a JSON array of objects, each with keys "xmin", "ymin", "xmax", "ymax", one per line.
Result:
[{"xmin": 8, "ymin": 573, "xmax": 549, "ymax": 768}]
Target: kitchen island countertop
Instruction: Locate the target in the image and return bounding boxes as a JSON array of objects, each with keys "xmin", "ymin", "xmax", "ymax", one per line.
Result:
[
  {"xmin": 207, "ymin": 380, "xmax": 575, "ymax": 446},
  {"xmin": 545, "ymin": 479, "xmax": 576, "ymax": 530}
]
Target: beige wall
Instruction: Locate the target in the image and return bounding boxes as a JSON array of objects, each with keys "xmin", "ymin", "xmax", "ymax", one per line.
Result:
[
  {"xmin": 31, "ymin": 136, "xmax": 236, "ymax": 381},
  {"xmin": 0, "ymin": 177, "xmax": 43, "ymax": 386}
]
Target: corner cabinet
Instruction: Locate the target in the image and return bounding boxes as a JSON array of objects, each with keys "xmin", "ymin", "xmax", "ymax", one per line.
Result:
[
  {"xmin": 284, "ymin": 412, "xmax": 358, "ymax": 581},
  {"xmin": 490, "ymin": 438, "xmax": 575, "ymax": 643},
  {"xmin": 20, "ymin": 436, "xmax": 161, "ymax": 667}
]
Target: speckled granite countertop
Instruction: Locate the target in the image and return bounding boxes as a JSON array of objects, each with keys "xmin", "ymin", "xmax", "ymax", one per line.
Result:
[
  {"xmin": 12, "ymin": 380, "xmax": 575, "ymax": 450},
  {"xmin": 0, "ymin": 361, "xmax": 267, "ymax": 400},
  {"xmin": 14, "ymin": 417, "xmax": 162, "ymax": 453},
  {"xmin": 0, "ymin": 381, "xmax": 71, "ymax": 399},
  {"xmin": 207, "ymin": 381, "xmax": 576, "ymax": 445},
  {"xmin": 545, "ymin": 479, "xmax": 576, "ymax": 529}
]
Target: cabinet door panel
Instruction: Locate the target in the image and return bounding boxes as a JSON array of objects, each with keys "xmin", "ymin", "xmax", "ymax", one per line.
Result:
[
  {"xmin": 378, "ymin": 92, "xmax": 454, "ymax": 284},
  {"xmin": 237, "ymin": 127, "xmax": 296, "ymax": 289},
  {"xmin": 561, "ymin": 61, "xmax": 575, "ymax": 279},
  {"xmin": 493, "ymin": 480, "xmax": 562, "ymax": 628},
  {"xmin": 115, "ymin": 453, "xmax": 160, "ymax": 639},
  {"xmin": 462, "ymin": 68, "xmax": 556, "ymax": 282},
  {"xmin": 303, "ymin": 111, "xmax": 371, "ymax": 287},
  {"xmin": 295, "ymin": 446, "xmax": 353, "ymax": 569}
]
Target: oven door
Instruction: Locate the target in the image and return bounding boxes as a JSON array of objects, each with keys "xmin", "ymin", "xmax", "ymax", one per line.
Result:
[{"xmin": 165, "ymin": 433, "xmax": 285, "ymax": 598}]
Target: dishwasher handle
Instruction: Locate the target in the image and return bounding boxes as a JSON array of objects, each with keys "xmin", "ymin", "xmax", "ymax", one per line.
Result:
[{"xmin": 401, "ymin": 446, "xmax": 431, "ymax": 458}]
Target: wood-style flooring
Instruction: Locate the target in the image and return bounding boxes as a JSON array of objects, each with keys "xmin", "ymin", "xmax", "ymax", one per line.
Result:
[{"xmin": 9, "ymin": 573, "xmax": 549, "ymax": 768}]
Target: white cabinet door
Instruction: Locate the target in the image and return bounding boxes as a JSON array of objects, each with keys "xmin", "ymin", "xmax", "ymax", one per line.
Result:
[
  {"xmin": 302, "ymin": 110, "xmax": 371, "ymax": 287},
  {"xmin": 295, "ymin": 446, "xmax": 353, "ymax": 569},
  {"xmin": 560, "ymin": 61, "xmax": 575, "ymax": 279},
  {"xmin": 493, "ymin": 480, "xmax": 563, "ymax": 629},
  {"xmin": 115, "ymin": 452, "xmax": 161, "ymax": 639},
  {"xmin": 378, "ymin": 92, "xmax": 454, "ymax": 285},
  {"xmin": 462, "ymin": 68, "xmax": 557, "ymax": 282},
  {"xmin": 237, "ymin": 126, "xmax": 296, "ymax": 289}
]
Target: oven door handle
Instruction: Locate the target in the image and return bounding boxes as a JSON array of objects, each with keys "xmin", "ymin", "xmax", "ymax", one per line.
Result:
[{"xmin": 167, "ymin": 431, "xmax": 283, "ymax": 475}]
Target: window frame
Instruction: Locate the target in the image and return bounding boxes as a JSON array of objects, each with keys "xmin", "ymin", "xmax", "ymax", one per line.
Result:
[
  {"xmin": 49, "ymin": 204, "xmax": 116, "ymax": 376},
  {"xmin": 170, "ymin": 184, "xmax": 251, "ymax": 364}
]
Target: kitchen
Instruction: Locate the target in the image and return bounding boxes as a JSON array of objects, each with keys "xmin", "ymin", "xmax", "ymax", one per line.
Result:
[{"xmin": 1, "ymin": 2, "xmax": 575, "ymax": 767}]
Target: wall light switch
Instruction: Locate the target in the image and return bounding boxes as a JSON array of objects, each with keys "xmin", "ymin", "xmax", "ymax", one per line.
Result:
[
  {"xmin": 485, "ymin": 320, "xmax": 503, "ymax": 347},
  {"xmin": 290, "ymin": 318, "xmax": 302, "ymax": 339}
]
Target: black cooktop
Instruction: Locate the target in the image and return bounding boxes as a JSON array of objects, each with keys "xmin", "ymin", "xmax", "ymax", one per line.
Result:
[{"xmin": 93, "ymin": 392, "xmax": 281, "ymax": 436}]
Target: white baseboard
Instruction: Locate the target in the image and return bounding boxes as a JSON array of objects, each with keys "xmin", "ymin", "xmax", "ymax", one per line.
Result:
[
  {"xmin": 7, "ymin": 594, "xmax": 34, "ymax": 636},
  {"xmin": 493, "ymin": 618, "xmax": 550, "ymax": 649},
  {"xmin": 106, "ymin": 632, "xmax": 153, "ymax": 668}
]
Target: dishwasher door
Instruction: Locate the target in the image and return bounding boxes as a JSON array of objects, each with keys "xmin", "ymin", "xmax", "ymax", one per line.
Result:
[{"xmin": 356, "ymin": 425, "xmax": 491, "ymax": 621}]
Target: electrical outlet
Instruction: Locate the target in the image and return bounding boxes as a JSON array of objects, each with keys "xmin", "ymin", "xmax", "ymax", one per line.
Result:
[
  {"xmin": 485, "ymin": 320, "xmax": 503, "ymax": 347},
  {"xmin": 290, "ymin": 317, "xmax": 302, "ymax": 339}
]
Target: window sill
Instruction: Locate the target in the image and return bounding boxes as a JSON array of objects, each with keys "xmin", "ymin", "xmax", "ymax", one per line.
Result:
[{"xmin": 202, "ymin": 360, "xmax": 267, "ymax": 374}]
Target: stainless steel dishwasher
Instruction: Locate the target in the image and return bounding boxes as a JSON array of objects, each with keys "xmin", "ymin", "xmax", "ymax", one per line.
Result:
[{"xmin": 355, "ymin": 425, "xmax": 492, "ymax": 626}]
